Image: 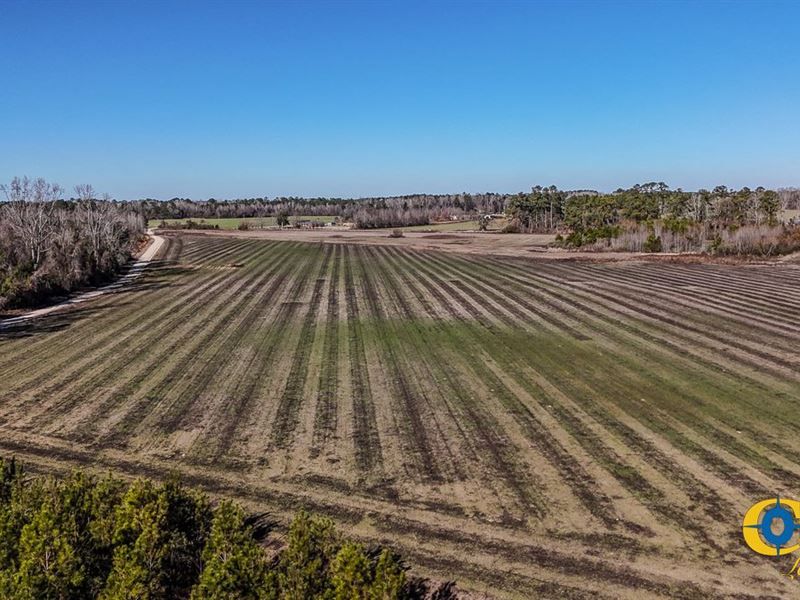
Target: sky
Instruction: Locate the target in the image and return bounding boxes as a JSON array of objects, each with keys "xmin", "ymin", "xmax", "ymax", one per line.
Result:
[{"xmin": 1, "ymin": 0, "xmax": 799, "ymax": 200}]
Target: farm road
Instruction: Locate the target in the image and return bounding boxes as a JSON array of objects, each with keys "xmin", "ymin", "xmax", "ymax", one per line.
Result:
[{"xmin": 0, "ymin": 230, "xmax": 165, "ymax": 328}]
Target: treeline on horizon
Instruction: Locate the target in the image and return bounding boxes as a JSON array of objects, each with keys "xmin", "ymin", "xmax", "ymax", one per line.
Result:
[
  {"xmin": 133, "ymin": 193, "xmax": 511, "ymax": 229},
  {"xmin": 3, "ymin": 176, "xmax": 800, "ymax": 313},
  {"xmin": 0, "ymin": 458, "xmax": 456, "ymax": 600},
  {"xmin": 130, "ymin": 183, "xmax": 800, "ymax": 232}
]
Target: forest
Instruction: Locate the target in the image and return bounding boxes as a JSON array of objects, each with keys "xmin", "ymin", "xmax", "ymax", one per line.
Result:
[
  {"xmin": 508, "ymin": 183, "xmax": 800, "ymax": 254},
  {"xmin": 0, "ymin": 177, "xmax": 144, "ymax": 311},
  {"xmin": 0, "ymin": 457, "xmax": 452, "ymax": 600}
]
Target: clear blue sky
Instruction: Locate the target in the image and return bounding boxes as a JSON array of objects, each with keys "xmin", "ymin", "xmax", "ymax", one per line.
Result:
[{"xmin": 1, "ymin": 0, "xmax": 799, "ymax": 199}]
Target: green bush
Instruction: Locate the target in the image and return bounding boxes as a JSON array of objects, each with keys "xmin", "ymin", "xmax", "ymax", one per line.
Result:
[
  {"xmin": 643, "ymin": 233, "xmax": 663, "ymax": 253},
  {"xmin": 0, "ymin": 459, "xmax": 439, "ymax": 600}
]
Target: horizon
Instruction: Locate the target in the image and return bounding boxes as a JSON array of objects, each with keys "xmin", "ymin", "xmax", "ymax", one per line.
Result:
[
  {"xmin": 2, "ymin": 0, "xmax": 799, "ymax": 198},
  {"xmin": 6, "ymin": 178, "xmax": 799, "ymax": 204}
]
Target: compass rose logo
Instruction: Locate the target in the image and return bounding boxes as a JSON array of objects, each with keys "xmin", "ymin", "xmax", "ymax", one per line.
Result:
[{"xmin": 742, "ymin": 497, "xmax": 800, "ymax": 556}]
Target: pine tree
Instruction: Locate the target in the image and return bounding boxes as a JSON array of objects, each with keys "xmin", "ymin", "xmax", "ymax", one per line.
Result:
[
  {"xmin": 190, "ymin": 500, "xmax": 272, "ymax": 600},
  {"xmin": 370, "ymin": 549, "xmax": 407, "ymax": 600},
  {"xmin": 330, "ymin": 541, "xmax": 372, "ymax": 600},
  {"xmin": 12, "ymin": 490, "xmax": 86, "ymax": 598},
  {"xmin": 99, "ymin": 480, "xmax": 170, "ymax": 599},
  {"xmin": 277, "ymin": 510, "xmax": 340, "ymax": 599}
]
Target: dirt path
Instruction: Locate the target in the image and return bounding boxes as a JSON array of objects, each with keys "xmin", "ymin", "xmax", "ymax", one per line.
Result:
[{"xmin": 0, "ymin": 230, "xmax": 165, "ymax": 328}]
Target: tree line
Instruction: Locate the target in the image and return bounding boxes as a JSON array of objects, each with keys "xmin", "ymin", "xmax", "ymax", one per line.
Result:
[
  {"xmin": 0, "ymin": 458, "xmax": 457, "ymax": 599},
  {"xmin": 130, "ymin": 193, "xmax": 512, "ymax": 229},
  {"xmin": 0, "ymin": 177, "xmax": 144, "ymax": 311},
  {"xmin": 132, "ymin": 185, "xmax": 800, "ymax": 235},
  {"xmin": 505, "ymin": 183, "xmax": 800, "ymax": 255}
]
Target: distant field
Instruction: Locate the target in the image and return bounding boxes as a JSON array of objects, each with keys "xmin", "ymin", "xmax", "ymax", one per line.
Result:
[
  {"xmin": 149, "ymin": 215, "xmax": 336, "ymax": 229},
  {"xmin": 1, "ymin": 234, "xmax": 799, "ymax": 597},
  {"xmin": 398, "ymin": 218, "xmax": 508, "ymax": 232}
]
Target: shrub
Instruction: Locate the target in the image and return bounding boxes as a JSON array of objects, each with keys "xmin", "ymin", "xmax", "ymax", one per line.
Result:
[
  {"xmin": 643, "ymin": 233, "xmax": 663, "ymax": 253},
  {"xmin": 0, "ymin": 459, "xmax": 439, "ymax": 599},
  {"xmin": 565, "ymin": 231, "xmax": 583, "ymax": 247}
]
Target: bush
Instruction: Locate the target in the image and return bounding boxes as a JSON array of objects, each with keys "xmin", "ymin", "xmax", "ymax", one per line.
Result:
[
  {"xmin": 565, "ymin": 231, "xmax": 583, "ymax": 247},
  {"xmin": 388, "ymin": 229, "xmax": 404, "ymax": 238},
  {"xmin": 0, "ymin": 459, "xmax": 447, "ymax": 600},
  {"xmin": 643, "ymin": 233, "xmax": 663, "ymax": 253}
]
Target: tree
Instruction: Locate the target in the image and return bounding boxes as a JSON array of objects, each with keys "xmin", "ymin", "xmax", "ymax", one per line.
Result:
[
  {"xmin": 11, "ymin": 480, "xmax": 88, "ymax": 599},
  {"xmin": 330, "ymin": 542, "xmax": 371, "ymax": 600},
  {"xmin": 370, "ymin": 549, "xmax": 407, "ymax": 600},
  {"xmin": 277, "ymin": 510, "xmax": 340, "ymax": 598},
  {"xmin": 276, "ymin": 212, "xmax": 290, "ymax": 228},
  {"xmin": 758, "ymin": 190, "xmax": 780, "ymax": 225},
  {"xmin": 191, "ymin": 501, "xmax": 271, "ymax": 600},
  {"xmin": 0, "ymin": 462, "xmax": 424, "ymax": 600},
  {"xmin": 1, "ymin": 176, "xmax": 61, "ymax": 270},
  {"xmin": 0, "ymin": 177, "xmax": 145, "ymax": 310},
  {"xmin": 100, "ymin": 480, "xmax": 170, "ymax": 599}
]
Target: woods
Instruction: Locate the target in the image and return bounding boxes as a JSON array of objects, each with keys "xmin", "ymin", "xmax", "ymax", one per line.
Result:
[
  {"xmin": 0, "ymin": 177, "xmax": 144, "ymax": 310},
  {"xmin": 560, "ymin": 185, "xmax": 800, "ymax": 254},
  {"xmin": 0, "ymin": 458, "xmax": 447, "ymax": 600},
  {"xmin": 503, "ymin": 183, "xmax": 800, "ymax": 254}
]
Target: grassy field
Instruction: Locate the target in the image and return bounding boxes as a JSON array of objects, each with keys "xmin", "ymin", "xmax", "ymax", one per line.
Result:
[
  {"xmin": 397, "ymin": 220, "xmax": 481, "ymax": 231},
  {"xmin": 149, "ymin": 215, "xmax": 337, "ymax": 229},
  {"xmin": 396, "ymin": 218, "xmax": 509, "ymax": 232},
  {"xmin": 1, "ymin": 234, "xmax": 799, "ymax": 598},
  {"xmin": 400, "ymin": 218, "xmax": 508, "ymax": 231}
]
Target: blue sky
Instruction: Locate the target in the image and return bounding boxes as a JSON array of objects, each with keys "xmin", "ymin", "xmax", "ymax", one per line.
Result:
[{"xmin": 1, "ymin": 0, "xmax": 799, "ymax": 199}]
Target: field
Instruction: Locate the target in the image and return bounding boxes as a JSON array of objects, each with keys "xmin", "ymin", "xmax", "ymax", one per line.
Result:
[
  {"xmin": 397, "ymin": 220, "xmax": 483, "ymax": 232},
  {"xmin": 397, "ymin": 218, "xmax": 508, "ymax": 232},
  {"xmin": 148, "ymin": 215, "xmax": 337, "ymax": 229},
  {"xmin": 1, "ymin": 234, "xmax": 799, "ymax": 598}
]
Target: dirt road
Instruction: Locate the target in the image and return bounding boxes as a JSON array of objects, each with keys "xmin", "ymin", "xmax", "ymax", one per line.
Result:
[{"xmin": 0, "ymin": 231, "xmax": 165, "ymax": 328}]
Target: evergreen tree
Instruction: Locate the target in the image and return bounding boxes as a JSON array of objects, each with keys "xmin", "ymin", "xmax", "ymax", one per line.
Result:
[
  {"xmin": 277, "ymin": 510, "xmax": 340, "ymax": 599},
  {"xmin": 100, "ymin": 480, "xmax": 170, "ymax": 599},
  {"xmin": 191, "ymin": 501, "xmax": 272, "ymax": 600},
  {"xmin": 330, "ymin": 542, "xmax": 371, "ymax": 600},
  {"xmin": 12, "ymin": 487, "xmax": 85, "ymax": 599},
  {"xmin": 0, "ymin": 461, "xmax": 423, "ymax": 600},
  {"xmin": 370, "ymin": 549, "xmax": 407, "ymax": 600}
]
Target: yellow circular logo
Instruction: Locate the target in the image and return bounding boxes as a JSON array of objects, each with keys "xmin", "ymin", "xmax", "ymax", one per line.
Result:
[{"xmin": 743, "ymin": 498, "xmax": 800, "ymax": 556}]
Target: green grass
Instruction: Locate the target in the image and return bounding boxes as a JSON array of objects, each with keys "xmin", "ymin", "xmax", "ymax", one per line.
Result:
[
  {"xmin": 397, "ymin": 218, "xmax": 508, "ymax": 232},
  {"xmin": 149, "ymin": 215, "xmax": 337, "ymax": 230}
]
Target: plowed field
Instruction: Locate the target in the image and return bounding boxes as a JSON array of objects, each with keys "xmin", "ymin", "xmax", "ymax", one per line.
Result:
[{"xmin": 2, "ymin": 233, "xmax": 799, "ymax": 598}]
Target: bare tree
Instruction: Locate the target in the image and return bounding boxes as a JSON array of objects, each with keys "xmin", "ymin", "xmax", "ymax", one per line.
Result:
[
  {"xmin": 75, "ymin": 184, "xmax": 104, "ymax": 266},
  {"xmin": 1, "ymin": 176, "xmax": 62, "ymax": 270}
]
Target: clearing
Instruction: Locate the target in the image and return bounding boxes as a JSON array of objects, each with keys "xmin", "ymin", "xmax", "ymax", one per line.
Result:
[{"xmin": 148, "ymin": 215, "xmax": 337, "ymax": 229}]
